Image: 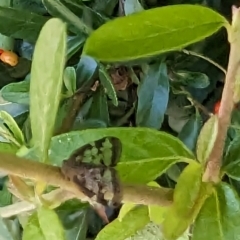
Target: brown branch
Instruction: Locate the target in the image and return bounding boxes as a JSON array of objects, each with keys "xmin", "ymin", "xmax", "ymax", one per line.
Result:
[
  {"xmin": 55, "ymin": 92, "xmax": 85, "ymax": 135},
  {"xmin": 202, "ymin": 7, "xmax": 240, "ymax": 182},
  {"xmin": 0, "ymin": 152, "xmax": 173, "ymax": 209}
]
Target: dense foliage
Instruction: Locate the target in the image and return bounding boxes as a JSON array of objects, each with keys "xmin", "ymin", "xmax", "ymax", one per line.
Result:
[{"xmin": 0, "ymin": 0, "xmax": 239, "ymax": 240}]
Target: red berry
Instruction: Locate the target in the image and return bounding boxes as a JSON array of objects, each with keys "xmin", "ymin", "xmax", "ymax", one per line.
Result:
[
  {"xmin": 0, "ymin": 49, "xmax": 4, "ymax": 55},
  {"xmin": 214, "ymin": 101, "xmax": 221, "ymax": 114}
]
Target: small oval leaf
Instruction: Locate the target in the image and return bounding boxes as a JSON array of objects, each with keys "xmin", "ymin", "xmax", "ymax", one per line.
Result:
[{"xmin": 196, "ymin": 115, "xmax": 218, "ymax": 166}]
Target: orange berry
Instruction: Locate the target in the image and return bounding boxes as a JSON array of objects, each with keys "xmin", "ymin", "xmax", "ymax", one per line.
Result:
[
  {"xmin": 0, "ymin": 51, "xmax": 18, "ymax": 66},
  {"xmin": 214, "ymin": 101, "xmax": 221, "ymax": 114}
]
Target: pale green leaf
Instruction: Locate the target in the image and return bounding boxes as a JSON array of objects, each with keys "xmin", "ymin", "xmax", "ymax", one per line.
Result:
[
  {"xmin": 162, "ymin": 163, "xmax": 211, "ymax": 240},
  {"xmin": 83, "ymin": 5, "xmax": 228, "ymax": 62},
  {"xmin": 118, "ymin": 203, "xmax": 136, "ymax": 221},
  {"xmin": 96, "ymin": 206, "xmax": 149, "ymax": 240},
  {"xmin": 63, "ymin": 67, "xmax": 76, "ymax": 95},
  {"xmin": 124, "ymin": 0, "xmax": 144, "ymax": 15},
  {"xmin": 37, "ymin": 207, "xmax": 65, "ymax": 240},
  {"xmin": 0, "ymin": 111, "xmax": 25, "ymax": 145},
  {"xmin": 30, "ymin": 18, "xmax": 66, "ymax": 162},
  {"xmin": 0, "ymin": 216, "xmax": 15, "ymax": 240},
  {"xmin": 192, "ymin": 183, "xmax": 240, "ymax": 240},
  {"xmin": 196, "ymin": 115, "xmax": 218, "ymax": 166},
  {"xmin": 1, "ymin": 81, "xmax": 30, "ymax": 105},
  {"xmin": 22, "ymin": 213, "xmax": 45, "ymax": 240},
  {"xmin": 99, "ymin": 64, "xmax": 118, "ymax": 106}
]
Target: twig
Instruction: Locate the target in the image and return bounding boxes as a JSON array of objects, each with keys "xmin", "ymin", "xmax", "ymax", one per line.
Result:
[
  {"xmin": 55, "ymin": 92, "xmax": 86, "ymax": 135},
  {"xmin": 181, "ymin": 49, "xmax": 227, "ymax": 76},
  {"xmin": 202, "ymin": 7, "xmax": 240, "ymax": 182},
  {"xmin": 0, "ymin": 152, "xmax": 173, "ymax": 215}
]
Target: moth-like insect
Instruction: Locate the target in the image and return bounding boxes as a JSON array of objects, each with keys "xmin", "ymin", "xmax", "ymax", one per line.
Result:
[{"xmin": 61, "ymin": 136, "xmax": 123, "ymax": 208}]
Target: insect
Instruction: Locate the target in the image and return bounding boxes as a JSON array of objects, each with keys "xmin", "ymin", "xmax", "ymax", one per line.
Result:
[
  {"xmin": 61, "ymin": 136, "xmax": 123, "ymax": 209},
  {"xmin": 0, "ymin": 50, "xmax": 18, "ymax": 67}
]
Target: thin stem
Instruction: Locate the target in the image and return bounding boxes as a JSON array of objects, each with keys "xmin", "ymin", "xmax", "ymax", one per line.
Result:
[
  {"xmin": 202, "ymin": 10, "xmax": 240, "ymax": 182},
  {"xmin": 181, "ymin": 49, "xmax": 227, "ymax": 76}
]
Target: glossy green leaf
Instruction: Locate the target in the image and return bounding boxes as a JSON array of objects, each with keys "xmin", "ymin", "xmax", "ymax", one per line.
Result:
[
  {"xmin": 96, "ymin": 206, "xmax": 149, "ymax": 240},
  {"xmin": 64, "ymin": 67, "xmax": 76, "ymax": 96},
  {"xmin": 192, "ymin": 183, "xmax": 240, "ymax": 240},
  {"xmin": 223, "ymin": 135, "xmax": 240, "ymax": 180},
  {"xmin": 76, "ymin": 55, "xmax": 98, "ymax": 89},
  {"xmin": 67, "ymin": 35, "xmax": 86, "ymax": 60},
  {"xmin": 42, "ymin": 0, "xmax": 92, "ymax": 35},
  {"xmin": 49, "ymin": 128, "xmax": 195, "ymax": 162},
  {"xmin": 136, "ymin": 62, "xmax": 169, "ymax": 129},
  {"xmin": 175, "ymin": 71, "xmax": 209, "ymax": 89},
  {"xmin": 0, "ymin": 111, "xmax": 25, "ymax": 145},
  {"xmin": 0, "ymin": 7, "xmax": 48, "ymax": 43},
  {"xmin": 178, "ymin": 112, "xmax": 202, "ymax": 151},
  {"xmin": 124, "ymin": 0, "xmax": 144, "ymax": 15},
  {"xmin": 83, "ymin": 5, "xmax": 228, "ymax": 62},
  {"xmin": 1, "ymin": 81, "xmax": 30, "ymax": 105},
  {"xmin": 99, "ymin": 64, "xmax": 118, "ymax": 106},
  {"xmin": 49, "ymin": 128, "xmax": 195, "ymax": 183},
  {"xmin": 0, "ymin": 183, "xmax": 12, "ymax": 207},
  {"xmin": 196, "ymin": 115, "xmax": 218, "ymax": 166},
  {"xmin": 37, "ymin": 206, "xmax": 65, "ymax": 240},
  {"xmin": 87, "ymin": 86, "xmax": 110, "ymax": 126},
  {"xmin": 22, "ymin": 213, "xmax": 45, "ymax": 240},
  {"xmin": 30, "ymin": 18, "xmax": 66, "ymax": 162},
  {"xmin": 162, "ymin": 162, "xmax": 211, "ymax": 240}
]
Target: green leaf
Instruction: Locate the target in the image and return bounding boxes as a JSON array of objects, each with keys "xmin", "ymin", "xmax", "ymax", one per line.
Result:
[
  {"xmin": 118, "ymin": 203, "xmax": 136, "ymax": 221},
  {"xmin": 99, "ymin": 64, "xmax": 118, "ymax": 106},
  {"xmin": 67, "ymin": 35, "xmax": 86, "ymax": 61},
  {"xmin": 22, "ymin": 213, "xmax": 45, "ymax": 240},
  {"xmin": 49, "ymin": 128, "xmax": 195, "ymax": 183},
  {"xmin": 30, "ymin": 18, "xmax": 66, "ymax": 162},
  {"xmin": 87, "ymin": 86, "xmax": 110, "ymax": 126},
  {"xmin": 91, "ymin": 0, "xmax": 118, "ymax": 16},
  {"xmin": 136, "ymin": 62, "xmax": 169, "ymax": 129},
  {"xmin": 37, "ymin": 206, "xmax": 65, "ymax": 240},
  {"xmin": 0, "ymin": 111, "xmax": 25, "ymax": 145},
  {"xmin": 124, "ymin": 0, "xmax": 144, "ymax": 15},
  {"xmin": 162, "ymin": 162, "xmax": 211, "ymax": 240},
  {"xmin": 222, "ymin": 135, "xmax": 240, "ymax": 180},
  {"xmin": 1, "ymin": 80, "xmax": 30, "ymax": 105},
  {"xmin": 83, "ymin": 5, "xmax": 228, "ymax": 62},
  {"xmin": 174, "ymin": 71, "xmax": 210, "ymax": 89},
  {"xmin": 42, "ymin": 0, "xmax": 92, "ymax": 35},
  {"xmin": 0, "ymin": 217, "xmax": 15, "ymax": 240},
  {"xmin": 178, "ymin": 112, "xmax": 202, "ymax": 151},
  {"xmin": 96, "ymin": 206, "xmax": 149, "ymax": 240},
  {"xmin": 63, "ymin": 67, "xmax": 76, "ymax": 96},
  {"xmin": 196, "ymin": 115, "xmax": 218, "ymax": 166},
  {"xmin": 57, "ymin": 208, "xmax": 88, "ymax": 240},
  {"xmin": 76, "ymin": 55, "xmax": 98, "ymax": 89},
  {"xmin": 0, "ymin": 184, "xmax": 12, "ymax": 207},
  {"xmin": 192, "ymin": 183, "xmax": 240, "ymax": 240},
  {"xmin": 0, "ymin": 142, "xmax": 18, "ymax": 154},
  {"xmin": 0, "ymin": 6, "xmax": 48, "ymax": 43}
]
